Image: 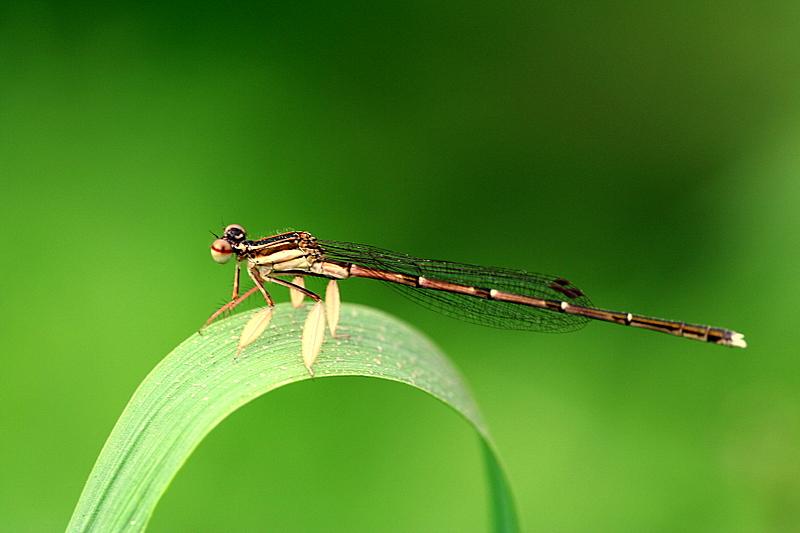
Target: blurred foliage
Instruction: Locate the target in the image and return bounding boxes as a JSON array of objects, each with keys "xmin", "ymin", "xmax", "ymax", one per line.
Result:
[{"xmin": 1, "ymin": 1, "xmax": 798, "ymax": 531}]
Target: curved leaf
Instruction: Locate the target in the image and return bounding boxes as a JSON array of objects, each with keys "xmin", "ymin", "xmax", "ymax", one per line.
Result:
[{"xmin": 67, "ymin": 303, "xmax": 518, "ymax": 532}]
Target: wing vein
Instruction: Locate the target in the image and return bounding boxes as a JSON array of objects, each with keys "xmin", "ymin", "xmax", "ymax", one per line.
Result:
[{"xmin": 319, "ymin": 240, "xmax": 591, "ymax": 333}]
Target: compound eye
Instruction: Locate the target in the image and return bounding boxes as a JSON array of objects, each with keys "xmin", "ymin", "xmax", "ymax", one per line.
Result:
[
  {"xmin": 224, "ymin": 223, "xmax": 246, "ymax": 242},
  {"xmin": 210, "ymin": 238, "xmax": 233, "ymax": 264}
]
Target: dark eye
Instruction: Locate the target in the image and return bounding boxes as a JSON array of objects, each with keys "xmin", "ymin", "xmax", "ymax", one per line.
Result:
[{"xmin": 224, "ymin": 223, "xmax": 246, "ymax": 242}]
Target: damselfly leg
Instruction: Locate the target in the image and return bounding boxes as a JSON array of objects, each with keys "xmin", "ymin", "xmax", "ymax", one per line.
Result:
[
  {"xmin": 246, "ymin": 265, "xmax": 276, "ymax": 309},
  {"xmin": 266, "ymin": 276, "xmax": 322, "ymax": 303},
  {"xmin": 231, "ymin": 260, "xmax": 241, "ymax": 300},
  {"xmin": 265, "ymin": 276, "xmax": 342, "ymax": 337},
  {"xmin": 203, "ymin": 263, "xmax": 276, "ymax": 330},
  {"xmin": 203, "ymin": 286, "xmax": 259, "ymax": 329}
]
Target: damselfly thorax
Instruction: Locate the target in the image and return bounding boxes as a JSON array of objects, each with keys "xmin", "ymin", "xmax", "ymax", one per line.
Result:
[{"xmin": 206, "ymin": 224, "xmax": 746, "ymax": 374}]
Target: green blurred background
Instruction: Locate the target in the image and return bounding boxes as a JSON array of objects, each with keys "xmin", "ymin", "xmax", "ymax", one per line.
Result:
[{"xmin": 1, "ymin": 2, "xmax": 798, "ymax": 531}]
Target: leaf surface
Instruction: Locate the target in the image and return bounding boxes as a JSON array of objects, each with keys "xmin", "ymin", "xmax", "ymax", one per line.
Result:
[{"xmin": 67, "ymin": 303, "xmax": 518, "ymax": 532}]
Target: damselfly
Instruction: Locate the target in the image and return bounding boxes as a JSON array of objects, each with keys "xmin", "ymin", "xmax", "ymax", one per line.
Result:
[{"xmin": 207, "ymin": 224, "xmax": 746, "ymax": 372}]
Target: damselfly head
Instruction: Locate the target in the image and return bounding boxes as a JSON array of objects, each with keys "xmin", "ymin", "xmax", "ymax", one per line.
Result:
[
  {"xmin": 210, "ymin": 238, "xmax": 233, "ymax": 264},
  {"xmin": 223, "ymin": 224, "xmax": 247, "ymax": 243}
]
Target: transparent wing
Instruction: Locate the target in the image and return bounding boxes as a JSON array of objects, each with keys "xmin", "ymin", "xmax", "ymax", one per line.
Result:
[{"xmin": 318, "ymin": 240, "xmax": 592, "ymax": 333}]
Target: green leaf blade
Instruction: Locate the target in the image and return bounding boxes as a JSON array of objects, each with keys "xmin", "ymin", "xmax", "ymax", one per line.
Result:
[{"xmin": 67, "ymin": 303, "xmax": 518, "ymax": 532}]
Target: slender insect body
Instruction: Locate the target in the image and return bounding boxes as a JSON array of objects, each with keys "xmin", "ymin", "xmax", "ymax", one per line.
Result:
[
  {"xmin": 310, "ymin": 261, "xmax": 351, "ymax": 279},
  {"xmin": 250, "ymin": 248, "xmax": 307, "ymax": 266},
  {"xmin": 207, "ymin": 225, "xmax": 746, "ymax": 373},
  {"xmin": 259, "ymin": 256, "xmax": 315, "ymax": 274}
]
